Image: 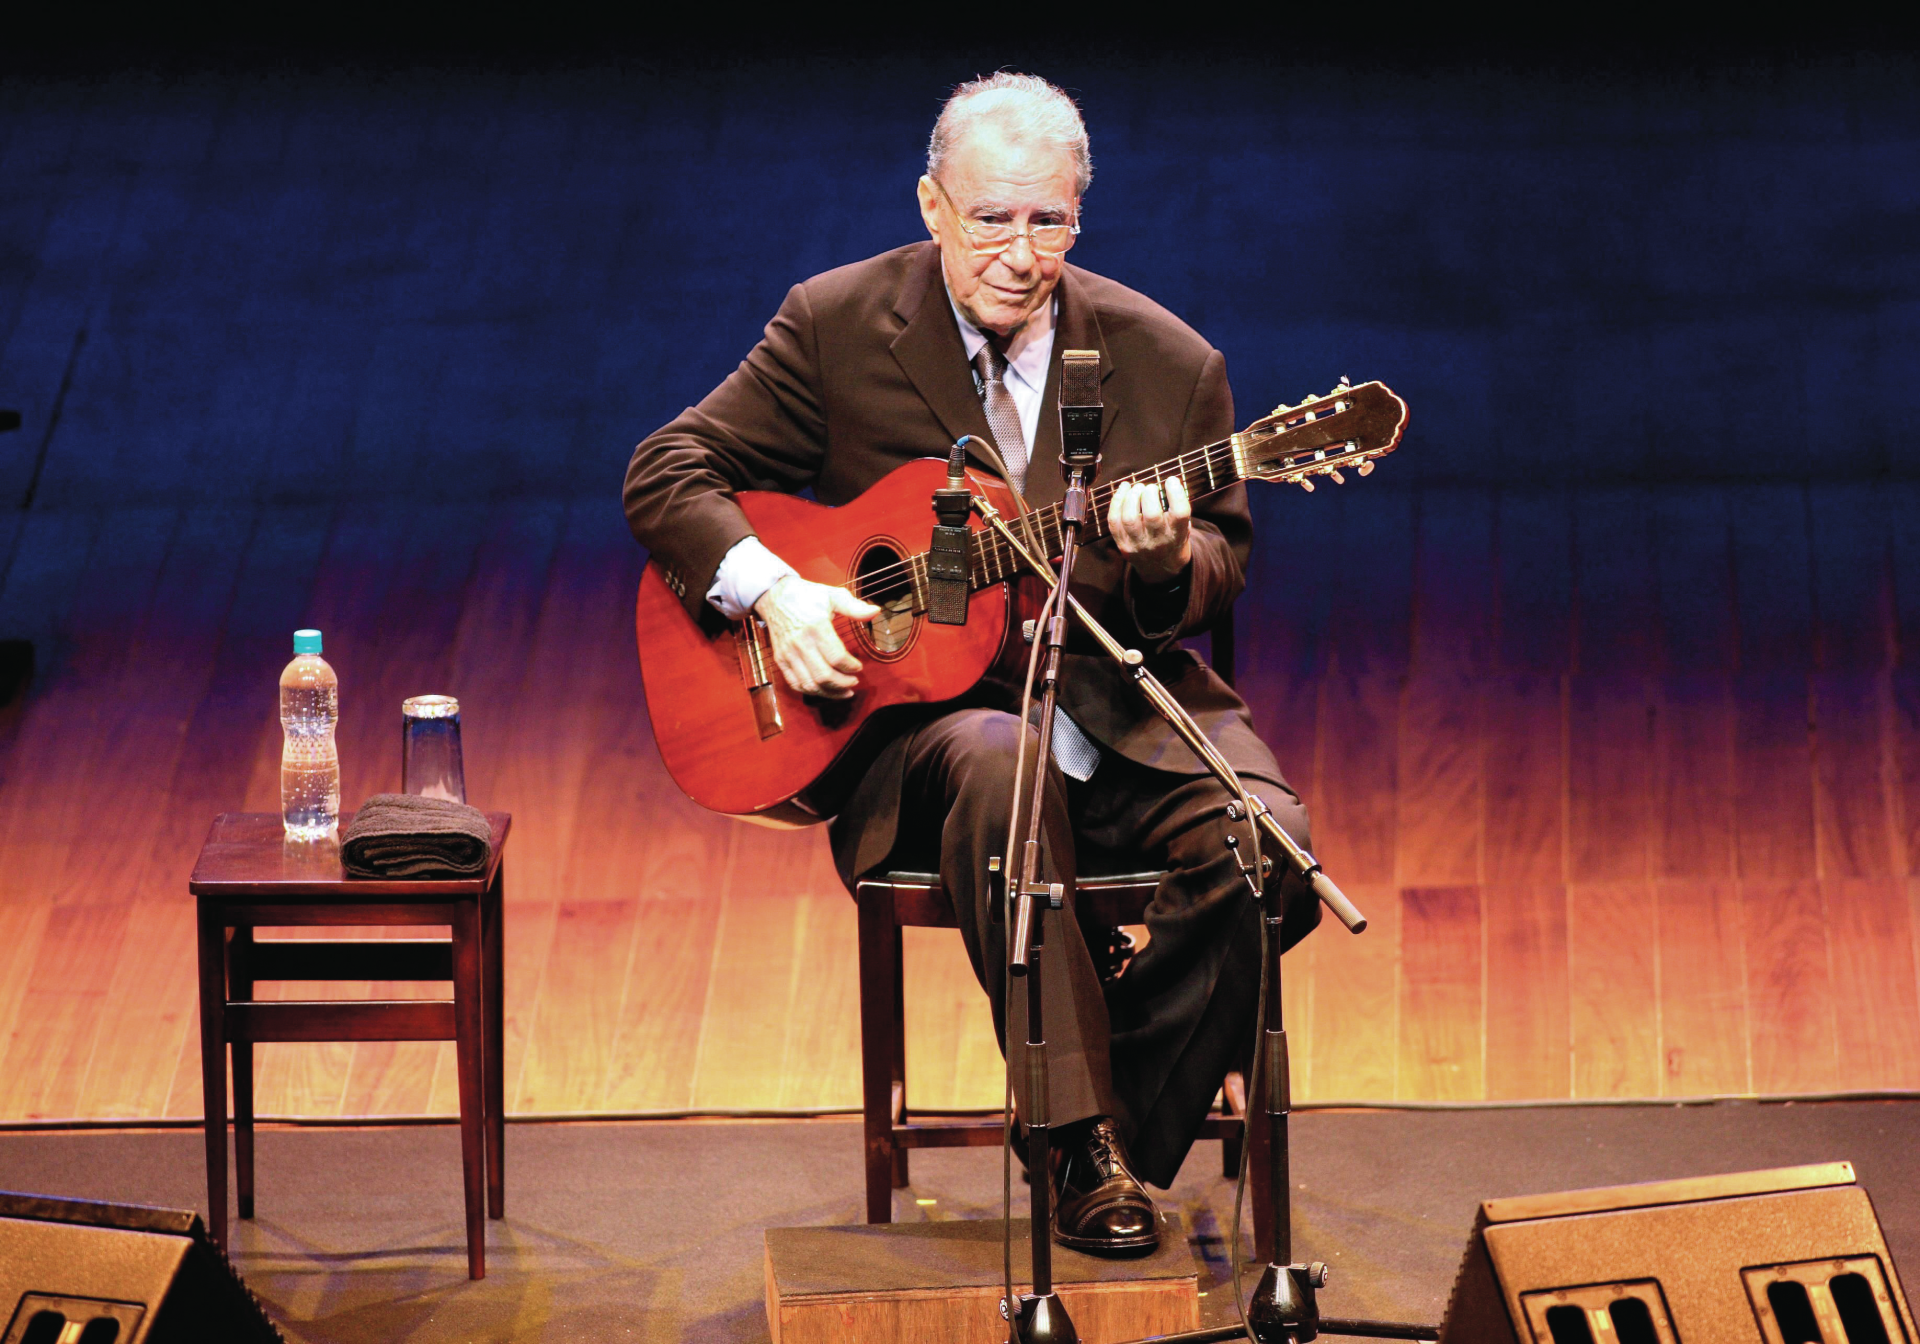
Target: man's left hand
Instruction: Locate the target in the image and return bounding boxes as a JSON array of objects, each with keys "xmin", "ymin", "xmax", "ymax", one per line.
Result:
[{"xmin": 1107, "ymin": 477, "xmax": 1191, "ymax": 584}]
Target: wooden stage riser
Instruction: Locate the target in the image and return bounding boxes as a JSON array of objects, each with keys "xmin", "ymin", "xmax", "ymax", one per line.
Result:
[
  {"xmin": 770, "ymin": 1283, "xmax": 1197, "ymax": 1344},
  {"xmin": 2, "ymin": 486, "xmax": 1919, "ymax": 1119}
]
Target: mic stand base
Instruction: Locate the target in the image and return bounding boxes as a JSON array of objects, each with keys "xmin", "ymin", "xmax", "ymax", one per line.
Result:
[
  {"xmin": 1245, "ymin": 1261, "xmax": 1323, "ymax": 1342},
  {"xmin": 1011, "ymin": 1290, "xmax": 1081, "ymax": 1344}
]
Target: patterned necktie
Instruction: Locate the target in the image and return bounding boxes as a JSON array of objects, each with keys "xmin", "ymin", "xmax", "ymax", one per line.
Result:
[{"xmin": 973, "ymin": 343, "xmax": 1028, "ymax": 491}]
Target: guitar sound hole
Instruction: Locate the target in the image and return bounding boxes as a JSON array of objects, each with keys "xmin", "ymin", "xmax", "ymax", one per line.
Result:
[{"xmin": 853, "ymin": 541, "xmax": 917, "ymax": 658}]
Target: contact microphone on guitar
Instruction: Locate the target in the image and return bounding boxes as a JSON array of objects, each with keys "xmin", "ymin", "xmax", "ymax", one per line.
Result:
[{"xmin": 927, "ymin": 438, "xmax": 974, "ymax": 625}]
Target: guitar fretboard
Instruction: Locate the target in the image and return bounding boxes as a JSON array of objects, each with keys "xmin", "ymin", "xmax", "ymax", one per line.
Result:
[{"xmin": 893, "ymin": 435, "xmax": 1249, "ymax": 610}]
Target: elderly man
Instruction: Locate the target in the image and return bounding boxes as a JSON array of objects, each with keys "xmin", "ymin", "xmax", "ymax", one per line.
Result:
[{"xmin": 625, "ymin": 73, "xmax": 1316, "ymax": 1254}]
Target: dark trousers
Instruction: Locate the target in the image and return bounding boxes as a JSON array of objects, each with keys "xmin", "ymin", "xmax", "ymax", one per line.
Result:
[{"xmin": 877, "ymin": 706, "xmax": 1317, "ymax": 1189}]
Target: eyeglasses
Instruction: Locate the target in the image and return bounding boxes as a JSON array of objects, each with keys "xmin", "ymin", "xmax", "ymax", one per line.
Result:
[{"xmin": 934, "ymin": 179, "xmax": 1080, "ymax": 256}]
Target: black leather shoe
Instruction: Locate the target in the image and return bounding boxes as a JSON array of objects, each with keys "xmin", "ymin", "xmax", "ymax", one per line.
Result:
[{"xmin": 1050, "ymin": 1117, "xmax": 1160, "ymax": 1255}]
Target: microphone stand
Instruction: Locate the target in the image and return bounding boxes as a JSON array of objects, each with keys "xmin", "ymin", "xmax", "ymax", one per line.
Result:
[
  {"xmin": 972, "ymin": 497, "xmax": 1438, "ymax": 1344},
  {"xmin": 999, "ymin": 421, "xmax": 1104, "ymax": 1344}
]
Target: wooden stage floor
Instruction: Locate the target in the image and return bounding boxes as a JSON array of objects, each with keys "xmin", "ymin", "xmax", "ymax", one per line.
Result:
[{"xmin": 1, "ymin": 481, "xmax": 1918, "ymax": 1122}]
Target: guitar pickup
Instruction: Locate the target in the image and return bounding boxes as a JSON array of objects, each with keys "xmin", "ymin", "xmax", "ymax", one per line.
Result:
[{"xmin": 734, "ymin": 616, "xmax": 784, "ymax": 740}]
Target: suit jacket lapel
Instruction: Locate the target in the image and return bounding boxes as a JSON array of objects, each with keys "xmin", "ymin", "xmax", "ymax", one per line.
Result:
[{"xmin": 890, "ymin": 246, "xmax": 995, "ymax": 454}]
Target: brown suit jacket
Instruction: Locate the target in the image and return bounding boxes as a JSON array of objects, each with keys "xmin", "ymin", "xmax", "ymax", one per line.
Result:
[{"xmin": 624, "ymin": 242, "xmax": 1289, "ymax": 878}]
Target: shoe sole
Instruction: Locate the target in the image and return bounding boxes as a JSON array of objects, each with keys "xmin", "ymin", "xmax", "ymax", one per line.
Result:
[{"xmin": 1052, "ymin": 1229, "xmax": 1161, "ymax": 1256}]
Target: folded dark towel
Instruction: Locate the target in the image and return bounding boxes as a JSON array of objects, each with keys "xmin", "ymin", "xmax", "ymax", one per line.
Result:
[{"xmin": 342, "ymin": 793, "xmax": 492, "ymax": 879}]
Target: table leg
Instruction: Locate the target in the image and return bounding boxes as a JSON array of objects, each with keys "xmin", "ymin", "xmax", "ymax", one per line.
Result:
[
  {"xmin": 483, "ymin": 865, "xmax": 505, "ymax": 1219},
  {"xmin": 452, "ymin": 898, "xmax": 487, "ymax": 1280},
  {"xmin": 230, "ymin": 926, "xmax": 256, "ymax": 1220},
  {"xmin": 195, "ymin": 902, "xmax": 229, "ymax": 1251}
]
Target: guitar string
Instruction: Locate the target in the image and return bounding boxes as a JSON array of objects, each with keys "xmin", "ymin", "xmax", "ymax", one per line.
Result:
[
  {"xmin": 822, "ymin": 437, "xmax": 1248, "ymax": 606},
  {"xmin": 824, "ymin": 418, "xmax": 1373, "ymax": 604}
]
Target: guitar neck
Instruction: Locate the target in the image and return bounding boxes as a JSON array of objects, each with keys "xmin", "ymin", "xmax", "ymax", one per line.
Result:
[{"xmin": 962, "ymin": 436, "xmax": 1244, "ymax": 591}]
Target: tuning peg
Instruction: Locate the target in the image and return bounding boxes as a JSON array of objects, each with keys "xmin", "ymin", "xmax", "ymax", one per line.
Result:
[
  {"xmin": 1271, "ymin": 403, "xmax": 1291, "ymax": 417},
  {"xmin": 1298, "ymin": 478, "xmax": 1315, "ymax": 492},
  {"xmin": 1328, "ymin": 468, "xmax": 1346, "ymax": 484},
  {"xmin": 1338, "ymin": 375, "xmax": 1352, "ymax": 388},
  {"xmin": 1357, "ymin": 460, "xmax": 1374, "ymax": 476}
]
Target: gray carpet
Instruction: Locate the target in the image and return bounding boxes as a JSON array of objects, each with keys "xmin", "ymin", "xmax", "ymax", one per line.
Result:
[{"xmin": 0, "ymin": 1100, "xmax": 1915, "ymax": 1341}]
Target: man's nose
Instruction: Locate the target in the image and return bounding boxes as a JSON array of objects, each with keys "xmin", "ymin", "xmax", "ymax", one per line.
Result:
[{"xmin": 999, "ymin": 234, "xmax": 1038, "ymax": 272}]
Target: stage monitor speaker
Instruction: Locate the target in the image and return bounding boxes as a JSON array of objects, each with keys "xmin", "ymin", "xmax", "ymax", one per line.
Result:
[
  {"xmin": 1439, "ymin": 1161, "xmax": 1915, "ymax": 1343},
  {"xmin": 0, "ymin": 1191, "xmax": 282, "ymax": 1344}
]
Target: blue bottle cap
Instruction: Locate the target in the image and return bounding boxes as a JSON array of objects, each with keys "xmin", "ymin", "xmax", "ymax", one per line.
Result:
[{"xmin": 293, "ymin": 629, "xmax": 323, "ymax": 655}]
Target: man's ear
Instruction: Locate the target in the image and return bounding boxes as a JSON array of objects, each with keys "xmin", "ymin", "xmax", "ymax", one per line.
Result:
[{"xmin": 916, "ymin": 176, "xmax": 942, "ymax": 242}]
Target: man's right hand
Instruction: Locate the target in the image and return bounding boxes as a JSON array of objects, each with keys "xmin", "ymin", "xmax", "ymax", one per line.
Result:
[{"xmin": 753, "ymin": 574, "xmax": 880, "ymax": 699}]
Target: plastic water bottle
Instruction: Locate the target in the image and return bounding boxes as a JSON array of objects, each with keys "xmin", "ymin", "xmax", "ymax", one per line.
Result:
[{"xmin": 280, "ymin": 628, "xmax": 340, "ymax": 839}]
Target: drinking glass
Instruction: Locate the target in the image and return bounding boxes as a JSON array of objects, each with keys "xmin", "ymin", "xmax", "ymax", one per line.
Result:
[{"xmin": 401, "ymin": 695, "xmax": 466, "ymax": 803}]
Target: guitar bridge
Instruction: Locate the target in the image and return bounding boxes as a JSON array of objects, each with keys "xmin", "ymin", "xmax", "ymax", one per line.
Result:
[{"xmin": 734, "ymin": 617, "xmax": 784, "ymax": 740}]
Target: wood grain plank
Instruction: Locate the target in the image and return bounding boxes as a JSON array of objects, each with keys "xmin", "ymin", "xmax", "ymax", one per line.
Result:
[
  {"xmin": 1396, "ymin": 673, "xmax": 1481, "ymax": 886},
  {"xmin": 1328, "ymin": 488, "xmax": 1414, "ymax": 675},
  {"xmin": 1493, "ymin": 488, "xmax": 1573, "ymax": 675},
  {"xmin": 1650, "ymin": 486, "xmax": 1736, "ymax": 674},
  {"xmin": 1410, "ymin": 488, "xmax": 1494, "ymax": 675},
  {"xmin": 1572, "ymin": 488, "xmax": 1659, "ymax": 677},
  {"xmin": 900, "ymin": 925, "xmax": 978, "ymax": 1112},
  {"xmin": 1566, "ymin": 882, "xmax": 1659, "ymax": 1098},
  {"xmin": 779, "ymin": 853, "xmax": 863, "ymax": 1111},
  {"xmin": 1898, "ymin": 671, "xmax": 1920, "ymax": 877},
  {"xmin": 1825, "ymin": 878, "xmax": 1920, "ymax": 1089},
  {"xmin": 1654, "ymin": 674, "xmax": 1737, "ymax": 881},
  {"xmin": 131, "ymin": 509, "xmax": 336, "ymax": 1121},
  {"xmin": 1808, "ymin": 483, "xmax": 1894, "ymax": 673},
  {"xmin": 1242, "ymin": 669, "xmax": 1319, "ymax": 818},
  {"xmin": 1484, "ymin": 883, "xmax": 1569, "ymax": 1100},
  {"xmin": 1811, "ymin": 672, "xmax": 1899, "ymax": 879},
  {"xmin": 1302, "ymin": 884, "xmax": 1397, "ymax": 1102},
  {"xmin": 1742, "ymin": 880, "xmax": 1838, "ymax": 1094},
  {"xmin": 1482, "ymin": 673, "xmax": 1565, "ymax": 885},
  {"xmin": 1241, "ymin": 478, "xmax": 1336, "ymax": 681},
  {"xmin": 512, "ymin": 898, "xmax": 639, "ymax": 1112},
  {"xmin": 1894, "ymin": 482, "xmax": 1920, "ymax": 672},
  {"xmin": 484, "ymin": 500, "xmax": 646, "ymax": 1111},
  {"xmin": 1655, "ymin": 881, "xmax": 1748, "ymax": 1096},
  {"xmin": 1313, "ymin": 668, "xmax": 1399, "ymax": 887},
  {"xmin": 1566, "ymin": 675, "xmax": 1654, "ymax": 883},
  {"xmin": 602, "ymin": 895, "xmax": 724, "ymax": 1112},
  {"xmin": 1734, "ymin": 673, "xmax": 1817, "ymax": 881},
  {"xmin": 0, "ymin": 905, "xmax": 131, "ymax": 1119},
  {"xmin": 1731, "ymin": 484, "xmax": 1814, "ymax": 673},
  {"xmin": 1394, "ymin": 886, "xmax": 1482, "ymax": 1100},
  {"xmin": 688, "ymin": 824, "xmax": 813, "ymax": 1110}
]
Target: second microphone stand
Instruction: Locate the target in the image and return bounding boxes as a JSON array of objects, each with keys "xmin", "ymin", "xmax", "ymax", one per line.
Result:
[{"xmin": 974, "ymin": 495, "xmax": 1438, "ymax": 1344}]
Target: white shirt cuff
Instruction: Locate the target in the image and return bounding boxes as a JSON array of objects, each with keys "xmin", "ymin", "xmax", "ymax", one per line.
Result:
[{"xmin": 706, "ymin": 536, "xmax": 797, "ymax": 621}]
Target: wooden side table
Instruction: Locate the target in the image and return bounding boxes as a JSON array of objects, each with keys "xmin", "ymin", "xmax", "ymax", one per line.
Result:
[{"xmin": 189, "ymin": 811, "xmax": 510, "ymax": 1279}]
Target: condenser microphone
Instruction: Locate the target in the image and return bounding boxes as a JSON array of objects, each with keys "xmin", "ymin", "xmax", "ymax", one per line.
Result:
[{"xmin": 1058, "ymin": 348, "xmax": 1102, "ymax": 476}]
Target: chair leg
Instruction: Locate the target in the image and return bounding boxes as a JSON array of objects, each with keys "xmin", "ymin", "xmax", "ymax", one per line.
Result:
[
  {"xmin": 452, "ymin": 900, "xmax": 488, "ymax": 1279},
  {"xmin": 856, "ymin": 888, "xmax": 898, "ymax": 1224},
  {"xmin": 230, "ymin": 927, "xmax": 256, "ymax": 1221},
  {"xmin": 195, "ymin": 904, "xmax": 229, "ymax": 1253},
  {"xmin": 483, "ymin": 866, "xmax": 505, "ymax": 1220},
  {"xmin": 889, "ymin": 923, "xmax": 909, "ymax": 1190}
]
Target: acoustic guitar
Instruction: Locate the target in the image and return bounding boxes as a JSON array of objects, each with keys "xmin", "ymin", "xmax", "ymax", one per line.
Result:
[{"xmin": 634, "ymin": 380, "xmax": 1409, "ymax": 825}]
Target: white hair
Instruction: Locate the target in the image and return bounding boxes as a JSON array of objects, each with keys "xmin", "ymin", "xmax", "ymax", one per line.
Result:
[{"xmin": 927, "ymin": 72, "xmax": 1092, "ymax": 197}]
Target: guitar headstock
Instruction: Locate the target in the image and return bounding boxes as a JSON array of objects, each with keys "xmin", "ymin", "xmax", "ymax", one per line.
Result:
[{"xmin": 1234, "ymin": 378, "xmax": 1408, "ymax": 492}]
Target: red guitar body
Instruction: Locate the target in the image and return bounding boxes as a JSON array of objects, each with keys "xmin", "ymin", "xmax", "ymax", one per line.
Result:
[{"xmin": 634, "ymin": 459, "xmax": 1035, "ymax": 825}]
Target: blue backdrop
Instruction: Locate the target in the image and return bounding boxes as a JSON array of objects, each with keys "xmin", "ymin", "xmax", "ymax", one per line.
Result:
[{"xmin": 3, "ymin": 49, "xmax": 1915, "ymax": 518}]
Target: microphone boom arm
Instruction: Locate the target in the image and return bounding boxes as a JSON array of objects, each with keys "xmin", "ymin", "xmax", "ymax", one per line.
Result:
[{"xmin": 969, "ymin": 494, "xmax": 1367, "ymax": 935}]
